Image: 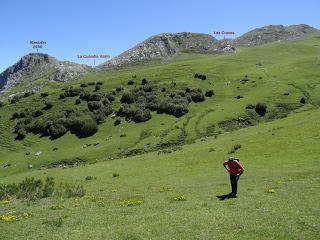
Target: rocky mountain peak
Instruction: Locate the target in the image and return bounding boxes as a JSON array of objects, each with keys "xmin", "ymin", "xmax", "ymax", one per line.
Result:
[
  {"xmin": 99, "ymin": 32, "xmax": 220, "ymax": 68},
  {"xmin": 0, "ymin": 53, "xmax": 91, "ymax": 93},
  {"xmin": 231, "ymin": 24, "xmax": 318, "ymax": 46}
]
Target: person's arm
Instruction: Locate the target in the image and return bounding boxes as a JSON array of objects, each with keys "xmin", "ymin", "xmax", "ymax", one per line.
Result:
[
  {"xmin": 235, "ymin": 161, "xmax": 245, "ymax": 176},
  {"xmin": 223, "ymin": 161, "xmax": 230, "ymax": 172}
]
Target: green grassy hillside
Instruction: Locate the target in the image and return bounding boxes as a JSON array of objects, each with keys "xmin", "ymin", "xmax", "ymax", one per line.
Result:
[{"xmin": 0, "ymin": 33, "xmax": 320, "ymax": 239}]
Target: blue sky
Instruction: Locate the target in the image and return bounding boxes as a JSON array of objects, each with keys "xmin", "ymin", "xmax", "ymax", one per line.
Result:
[{"xmin": 0, "ymin": 0, "xmax": 319, "ymax": 71}]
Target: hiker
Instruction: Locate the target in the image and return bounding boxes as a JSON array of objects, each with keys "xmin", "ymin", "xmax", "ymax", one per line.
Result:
[{"xmin": 223, "ymin": 157, "xmax": 245, "ymax": 197}]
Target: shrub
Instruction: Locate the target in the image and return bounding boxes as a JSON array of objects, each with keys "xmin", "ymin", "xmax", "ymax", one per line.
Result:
[
  {"xmin": 141, "ymin": 78, "xmax": 148, "ymax": 85},
  {"xmin": 284, "ymin": 93, "xmax": 290, "ymax": 96},
  {"xmin": 88, "ymin": 101, "xmax": 103, "ymax": 111},
  {"xmin": 41, "ymin": 92, "xmax": 49, "ymax": 97},
  {"xmin": 0, "ymin": 101, "xmax": 4, "ymax": 107},
  {"xmin": 200, "ymin": 75, "xmax": 207, "ymax": 80},
  {"xmin": 80, "ymin": 92, "xmax": 102, "ymax": 102},
  {"xmin": 57, "ymin": 183, "xmax": 86, "ymax": 198},
  {"xmin": 32, "ymin": 110, "xmax": 43, "ymax": 117},
  {"xmin": 43, "ymin": 101, "xmax": 53, "ymax": 110},
  {"xmin": 85, "ymin": 176, "xmax": 93, "ymax": 181},
  {"xmin": 105, "ymin": 93, "xmax": 115, "ymax": 102},
  {"xmin": 46, "ymin": 123, "xmax": 67, "ymax": 139},
  {"xmin": 194, "ymin": 73, "xmax": 199, "ymax": 78},
  {"xmin": 59, "ymin": 93, "xmax": 66, "ymax": 99},
  {"xmin": 255, "ymin": 102, "xmax": 267, "ymax": 116},
  {"xmin": 69, "ymin": 114, "xmax": 98, "ymax": 138},
  {"xmin": 16, "ymin": 128, "xmax": 26, "ymax": 140},
  {"xmin": 161, "ymin": 87, "xmax": 166, "ymax": 92},
  {"xmin": 133, "ymin": 108, "xmax": 152, "ymax": 123},
  {"xmin": 94, "ymin": 85, "xmax": 101, "ymax": 92},
  {"xmin": 128, "ymin": 79, "xmax": 135, "ymax": 85},
  {"xmin": 80, "ymin": 83, "xmax": 88, "ymax": 88},
  {"xmin": 96, "ymin": 81, "xmax": 103, "ymax": 86},
  {"xmin": 75, "ymin": 99, "xmax": 81, "ymax": 105},
  {"xmin": 121, "ymin": 92, "xmax": 135, "ymax": 104},
  {"xmin": 188, "ymin": 89, "xmax": 205, "ymax": 103},
  {"xmin": 235, "ymin": 95, "xmax": 244, "ymax": 99},
  {"xmin": 140, "ymin": 84, "xmax": 153, "ymax": 92},
  {"xmin": 115, "ymin": 86, "xmax": 123, "ymax": 92},
  {"xmin": 245, "ymin": 104, "xmax": 255, "ymax": 109},
  {"xmin": 114, "ymin": 117, "xmax": 121, "ymax": 126},
  {"xmin": 113, "ymin": 173, "xmax": 119, "ymax": 177},
  {"xmin": 300, "ymin": 97, "xmax": 306, "ymax": 104},
  {"xmin": 43, "ymin": 177, "xmax": 55, "ymax": 197},
  {"xmin": 157, "ymin": 97, "xmax": 189, "ymax": 117},
  {"xmin": 10, "ymin": 95, "xmax": 22, "ymax": 104},
  {"xmin": 205, "ymin": 90, "xmax": 214, "ymax": 97}
]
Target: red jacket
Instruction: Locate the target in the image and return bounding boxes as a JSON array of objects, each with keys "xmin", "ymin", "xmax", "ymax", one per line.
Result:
[{"xmin": 223, "ymin": 160, "xmax": 245, "ymax": 175}]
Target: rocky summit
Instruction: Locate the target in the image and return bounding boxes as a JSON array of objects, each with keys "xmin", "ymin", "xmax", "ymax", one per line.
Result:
[
  {"xmin": 99, "ymin": 32, "xmax": 220, "ymax": 68},
  {"xmin": 0, "ymin": 53, "xmax": 91, "ymax": 93},
  {"xmin": 231, "ymin": 24, "xmax": 318, "ymax": 46}
]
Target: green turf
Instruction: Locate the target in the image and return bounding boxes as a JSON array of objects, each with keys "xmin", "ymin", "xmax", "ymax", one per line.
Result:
[{"xmin": 0, "ymin": 33, "xmax": 320, "ymax": 239}]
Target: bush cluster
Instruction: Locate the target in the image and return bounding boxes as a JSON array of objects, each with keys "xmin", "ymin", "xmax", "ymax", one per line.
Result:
[
  {"xmin": 194, "ymin": 73, "xmax": 207, "ymax": 80},
  {"xmin": 0, "ymin": 177, "xmax": 55, "ymax": 201},
  {"xmin": 59, "ymin": 88, "xmax": 83, "ymax": 99},
  {"xmin": 158, "ymin": 96, "xmax": 189, "ymax": 117}
]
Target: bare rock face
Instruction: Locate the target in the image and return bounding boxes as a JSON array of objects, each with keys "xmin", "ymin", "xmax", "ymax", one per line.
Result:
[
  {"xmin": 232, "ymin": 24, "xmax": 318, "ymax": 46},
  {"xmin": 99, "ymin": 32, "xmax": 219, "ymax": 68},
  {"xmin": 0, "ymin": 53, "xmax": 91, "ymax": 93}
]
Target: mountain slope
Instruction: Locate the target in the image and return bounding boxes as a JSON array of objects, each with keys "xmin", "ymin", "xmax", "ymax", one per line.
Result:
[
  {"xmin": 0, "ymin": 53, "xmax": 91, "ymax": 93},
  {"xmin": 99, "ymin": 32, "xmax": 220, "ymax": 68},
  {"xmin": 232, "ymin": 24, "xmax": 318, "ymax": 46}
]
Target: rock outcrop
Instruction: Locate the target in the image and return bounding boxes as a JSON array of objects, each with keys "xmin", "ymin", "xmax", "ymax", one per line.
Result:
[
  {"xmin": 231, "ymin": 24, "xmax": 317, "ymax": 46},
  {"xmin": 99, "ymin": 32, "xmax": 220, "ymax": 68},
  {"xmin": 0, "ymin": 53, "xmax": 91, "ymax": 93}
]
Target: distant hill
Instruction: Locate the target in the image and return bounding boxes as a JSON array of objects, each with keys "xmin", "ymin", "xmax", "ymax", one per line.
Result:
[
  {"xmin": 99, "ymin": 32, "xmax": 220, "ymax": 68},
  {"xmin": 0, "ymin": 24, "xmax": 318, "ymax": 93},
  {"xmin": 231, "ymin": 24, "xmax": 318, "ymax": 46},
  {"xmin": 0, "ymin": 53, "xmax": 91, "ymax": 93}
]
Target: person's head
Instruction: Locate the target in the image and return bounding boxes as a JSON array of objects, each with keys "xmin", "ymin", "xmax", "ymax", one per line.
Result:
[{"xmin": 228, "ymin": 156, "xmax": 235, "ymax": 161}]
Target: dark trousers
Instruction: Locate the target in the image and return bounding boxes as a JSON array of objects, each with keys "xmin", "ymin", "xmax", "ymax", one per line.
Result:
[{"xmin": 230, "ymin": 174, "xmax": 239, "ymax": 195}]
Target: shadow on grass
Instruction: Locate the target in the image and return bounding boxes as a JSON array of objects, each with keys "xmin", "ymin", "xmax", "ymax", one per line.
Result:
[{"xmin": 216, "ymin": 193, "xmax": 237, "ymax": 201}]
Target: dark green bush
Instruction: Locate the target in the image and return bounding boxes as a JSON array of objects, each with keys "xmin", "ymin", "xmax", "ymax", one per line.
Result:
[
  {"xmin": 40, "ymin": 92, "xmax": 49, "ymax": 97},
  {"xmin": 300, "ymin": 97, "xmax": 306, "ymax": 104},
  {"xmin": 106, "ymin": 93, "xmax": 115, "ymax": 102},
  {"xmin": 96, "ymin": 81, "xmax": 103, "ymax": 86},
  {"xmin": 158, "ymin": 96, "xmax": 189, "ymax": 117},
  {"xmin": 94, "ymin": 85, "xmax": 101, "ymax": 92},
  {"xmin": 10, "ymin": 95, "xmax": 22, "ymax": 104},
  {"xmin": 115, "ymin": 86, "xmax": 123, "ymax": 92},
  {"xmin": 88, "ymin": 101, "xmax": 103, "ymax": 111},
  {"xmin": 141, "ymin": 78, "xmax": 148, "ymax": 85},
  {"xmin": 128, "ymin": 79, "xmax": 135, "ymax": 85},
  {"xmin": 255, "ymin": 102, "xmax": 267, "ymax": 116},
  {"xmin": 188, "ymin": 89, "xmax": 205, "ymax": 103},
  {"xmin": 205, "ymin": 90, "xmax": 214, "ymax": 97},
  {"xmin": 32, "ymin": 109, "xmax": 43, "ymax": 117},
  {"xmin": 43, "ymin": 101, "xmax": 53, "ymax": 110},
  {"xmin": 114, "ymin": 117, "xmax": 121, "ymax": 126},
  {"xmin": 245, "ymin": 104, "xmax": 255, "ymax": 109},
  {"xmin": 121, "ymin": 92, "xmax": 135, "ymax": 104},
  {"xmin": 80, "ymin": 83, "xmax": 88, "ymax": 88},
  {"xmin": 80, "ymin": 92, "xmax": 102, "ymax": 101},
  {"xmin": 75, "ymin": 99, "xmax": 81, "ymax": 105},
  {"xmin": 16, "ymin": 128, "xmax": 26, "ymax": 140}
]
